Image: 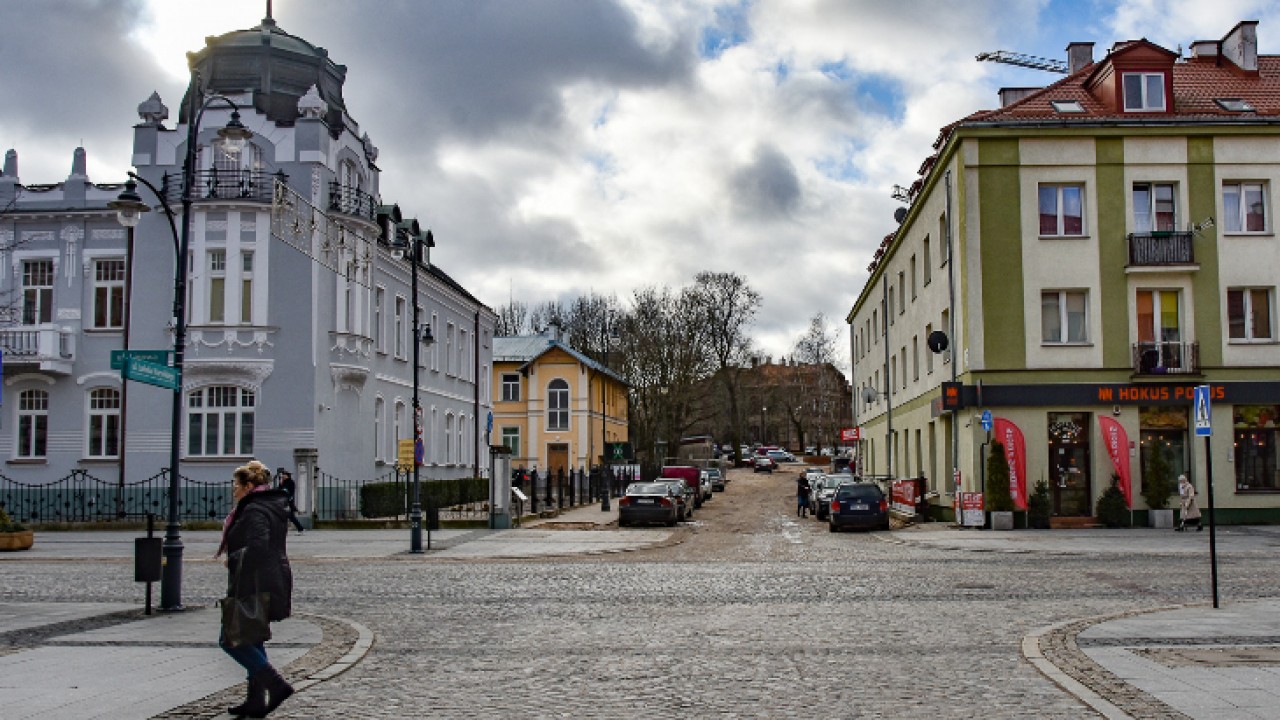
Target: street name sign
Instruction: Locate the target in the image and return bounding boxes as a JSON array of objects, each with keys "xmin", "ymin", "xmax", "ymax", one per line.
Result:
[
  {"xmin": 122, "ymin": 356, "xmax": 180, "ymax": 391},
  {"xmin": 111, "ymin": 349, "xmax": 170, "ymax": 371}
]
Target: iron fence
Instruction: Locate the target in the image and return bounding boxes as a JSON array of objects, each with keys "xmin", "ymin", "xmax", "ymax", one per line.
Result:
[{"xmin": 0, "ymin": 468, "xmax": 228, "ymax": 525}]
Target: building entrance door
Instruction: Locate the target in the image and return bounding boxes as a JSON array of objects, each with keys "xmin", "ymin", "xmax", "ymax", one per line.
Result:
[
  {"xmin": 547, "ymin": 444, "xmax": 569, "ymax": 479},
  {"xmin": 1048, "ymin": 412, "xmax": 1091, "ymax": 516}
]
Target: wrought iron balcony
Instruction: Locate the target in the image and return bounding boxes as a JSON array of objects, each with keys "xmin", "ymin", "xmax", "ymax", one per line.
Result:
[
  {"xmin": 328, "ymin": 181, "xmax": 377, "ymax": 221},
  {"xmin": 0, "ymin": 326, "xmax": 75, "ymax": 374},
  {"xmin": 164, "ymin": 169, "xmax": 284, "ymax": 204},
  {"xmin": 1132, "ymin": 341, "xmax": 1199, "ymax": 375},
  {"xmin": 1127, "ymin": 231, "xmax": 1195, "ymax": 267}
]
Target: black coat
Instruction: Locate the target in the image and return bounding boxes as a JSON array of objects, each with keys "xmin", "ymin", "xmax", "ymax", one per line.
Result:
[{"xmin": 224, "ymin": 488, "xmax": 294, "ymax": 622}]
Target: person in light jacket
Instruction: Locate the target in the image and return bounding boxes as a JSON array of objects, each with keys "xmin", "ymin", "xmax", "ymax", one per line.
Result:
[
  {"xmin": 1176, "ymin": 474, "xmax": 1202, "ymax": 532},
  {"xmin": 216, "ymin": 460, "xmax": 296, "ymax": 717}
]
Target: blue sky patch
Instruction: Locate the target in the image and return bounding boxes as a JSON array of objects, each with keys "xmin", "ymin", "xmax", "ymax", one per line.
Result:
[{"xmin": 698, "ymin": 1, "xmax": 753, "ymax": 59}]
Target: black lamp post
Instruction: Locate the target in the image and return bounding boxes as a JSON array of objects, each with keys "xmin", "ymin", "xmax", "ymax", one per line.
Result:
[
  {"xmin": 599, "ymin": 322, "xmax": 619, "ymax": 511},
  {"xmin": 389, "ymin": 220, "xmax": 435, "ymax": 554},
  {"xmin": 111, "ymin": 77, "xmax": 252, "ymax": 610}
]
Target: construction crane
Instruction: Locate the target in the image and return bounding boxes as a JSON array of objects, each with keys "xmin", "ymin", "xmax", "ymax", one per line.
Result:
[{"xmin": 975, "ymin": 50, "xmax": 1068, "ymax": 74}]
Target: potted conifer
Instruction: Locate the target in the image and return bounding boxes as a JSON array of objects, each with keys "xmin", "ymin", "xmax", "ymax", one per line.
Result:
[
  {"xmin": 0, "ymin": 507, "xmax": 33, "ymax": 552},
  {"xmin": 1027, "ymin": 478, "xmax": 1052, "ymax": 529},
  {"xmin": 1096, "ymin": 474, "xmax": 1130, "ymax": 528},
  {"xmin": 1142, "ymin": 444, "xmax": 1175, "ymax": 528},
  {"xmin": 985, "ymin": 440, "xmax": 1015, "ymax": 530}
]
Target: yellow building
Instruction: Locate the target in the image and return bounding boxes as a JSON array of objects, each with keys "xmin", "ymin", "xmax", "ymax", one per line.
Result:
[{"xmin": 492, "ymin": 330, "xmax": 629, "ymax": 477}]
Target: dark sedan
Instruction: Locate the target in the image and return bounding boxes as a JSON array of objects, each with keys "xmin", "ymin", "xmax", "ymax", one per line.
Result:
[
  {"xmin": 618, "ymin": 483, "xmax": 679, "ymax": 527},
  {"xmin": 828, "ymin": 482, "xmax": 890, "ymax": 532}
]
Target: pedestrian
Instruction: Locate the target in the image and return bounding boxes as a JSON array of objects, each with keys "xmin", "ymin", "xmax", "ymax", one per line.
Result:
[
  {"xmin": 796, "ymin": 474, "xmax": 811, "ymax": 517},
  {"xmin": 915, "ymin": 474, "xmax": 929, "ymax": 521},
  {"xmin": 215, "ymin": 460, "xmax": 296, "ymax": 717},
  {"xmin": 1176, "ymin": 474, "xmax": 1202, "ymax": 532},
  {"xmin": 276, "ymin": 468, "xmax": 304, "ymax": 534}
]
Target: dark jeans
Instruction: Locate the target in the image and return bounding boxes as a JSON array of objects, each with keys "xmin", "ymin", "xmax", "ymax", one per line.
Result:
[
  {"xmin": 220, "ymin": 626, "xmax": 269, "ymax": 677},
  {"xmin": 287, "ymin": 508, "xmax": 304, "ymax": 533}
]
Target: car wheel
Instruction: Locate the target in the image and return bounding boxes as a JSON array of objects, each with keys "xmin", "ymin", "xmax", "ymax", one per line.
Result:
[
  {"xmin": 828, "ymin": 522, "xmax": 837, "ymax": 533},
  {"xmin": 618, "ymin": 518, "xmax": 628, "ymax": 528},
  {"xmin": 666, "ymin": 517, "xmax": 677, "ymax": 527}
]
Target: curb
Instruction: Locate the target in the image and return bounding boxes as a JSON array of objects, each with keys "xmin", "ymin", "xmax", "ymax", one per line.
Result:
[{"xmin": 292, "ymin": 612, "xmax": 375, "ymax": 688}]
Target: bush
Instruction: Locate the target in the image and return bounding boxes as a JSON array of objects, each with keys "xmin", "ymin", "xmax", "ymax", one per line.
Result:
[
  {"xmin": 0, "ymin": 507, "xmax": 26, "ymax": 533},
  {"xmin": 985, "ymin": 441, "xmax": 1015, "ymax": 512},
  {"xmin": 359, "ymin": 477, "xmax": 489, "ymax": 519},
  {"xmin": 1028, "ymin": 479, "xmax": 1052, "ymax": 529},
  {"xmin": 1141, "ymin": 444, "xmax": 1175, "ymax": 510},
  {"xmin": 1095, "ymin": 475, "xmax": 1130, "ymax": 528}
]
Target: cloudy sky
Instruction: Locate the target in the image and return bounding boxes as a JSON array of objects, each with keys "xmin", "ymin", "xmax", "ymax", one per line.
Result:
[{"xmin": 3, "ymin": 0, "xmax": 1279, "ymax": 369}]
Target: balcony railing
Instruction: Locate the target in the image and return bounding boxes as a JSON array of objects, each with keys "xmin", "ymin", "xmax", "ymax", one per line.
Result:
[
  {"xmin": 165, "ymin": 169, "xmax": 284, "ymax": 204},
  {"xmin": 1132, "ymin": 341, "xmax": 1199, "ymax": 375},
  {"xmin": 1128, "ymin": 231, "xmax": 1195, "ymax": 267},
  {"xmin": 328, "ymin": 181, "xmax": 377, "ymax": 221},
  {"xmin": 0, "ymin": 326, "xmax": 75, "ymax": 373}
]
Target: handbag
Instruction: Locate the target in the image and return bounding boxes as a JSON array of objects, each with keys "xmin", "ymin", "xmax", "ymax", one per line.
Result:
[{"xmin": 219, "ymin": 550, "xmax": 272, "ymax": 648}]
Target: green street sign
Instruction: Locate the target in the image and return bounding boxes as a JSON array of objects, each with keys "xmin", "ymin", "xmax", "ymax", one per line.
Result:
[
  {"xmin": 122, "ymin": 356, "xmax": 180, "ymax": 391},
  {"xmin": 111, "ymin": 349, "xmax": 170, "ymax": 371}
]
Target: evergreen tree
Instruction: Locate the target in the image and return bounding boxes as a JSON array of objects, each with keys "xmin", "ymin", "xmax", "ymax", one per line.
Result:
[
  {"xmin": 985, "ymin": 441, "xmax": 1014, "ymax": 512},
  {"xmin": 1141, "ymin": 443, "xmax": 1174, "ymax": 510},
  {"xmin": 1096, "ymin": 474, "xmax": 1130, "ymax": 528}
]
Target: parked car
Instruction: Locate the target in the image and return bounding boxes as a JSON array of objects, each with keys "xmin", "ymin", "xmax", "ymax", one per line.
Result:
[
  {"xmin": 811, "ymin": 475, "xmax": 847, "ymax": 520},
  {"xmin": 658, "ymin": 479, "xmax": 694, "ymax": 521},
  {"xmin": 828, "ymin": 482, "xmax": 890, "ymax": 532},
  {"xmin": 705, "ymin": 467, "xmax": 726, "ymax": 491},
  {"xmin": 753, "ymin": 456, "xmax": 776, "ymax": 473},
  {"xmin": 766, "ymin": 449, "xmax": 795, "ymax": 464},
  {"xmin": 661, "ymin": 465, "xmax": 704, "ymax": 508},
  {"xmin": 698, "ymin": 471, "xmax": 714, "ymax": 502},
  {"xmin": 618, "ymin": 483, "xmax": 679, "ymax": 527}
]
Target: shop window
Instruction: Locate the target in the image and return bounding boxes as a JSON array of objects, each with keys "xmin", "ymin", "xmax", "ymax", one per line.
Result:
[
  {"xmin": 1235, "ymin": 405, "xmax": 1280, "ymax": 492},
  {"xmin": 1139, "ymin": 406, "xmax": 1188, "ymax": 496}
]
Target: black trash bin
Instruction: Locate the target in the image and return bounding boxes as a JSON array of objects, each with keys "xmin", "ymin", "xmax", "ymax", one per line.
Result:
[{"xmin": 426, "ymin": 506, "xmax": 440, "ymax": 530}]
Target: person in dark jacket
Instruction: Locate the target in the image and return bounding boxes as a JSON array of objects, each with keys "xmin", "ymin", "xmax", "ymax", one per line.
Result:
[
  {"xmin": 216, "ymin": 460, "xmax": 295, "ymax": 717},
  {"xmin": 276, "ymin": 468, "xmax": 304, "ymax": 534}
]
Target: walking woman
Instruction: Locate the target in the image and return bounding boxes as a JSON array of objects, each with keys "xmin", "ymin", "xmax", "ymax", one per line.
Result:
[
  {"xmin": 216, "ymin": 460, "xmax": 295, "ymax": 717},
  {"xmin": 1176, "ymin": 474, "xmax": 1202, "ymax": 532}
]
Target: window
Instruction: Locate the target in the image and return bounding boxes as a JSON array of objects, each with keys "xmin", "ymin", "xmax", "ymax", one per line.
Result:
[
  {"xmin": 92, "ymin": 259, "xmax": 126, "ymax": 329},
  {"xmin": 21, "ymin": 259, "xmax": 53, "ymax": 325},
  {"xmin": 923, "ymin": 236, "xmax": 932, "ymax": 285},
  {"xmin": 502, "ymin": 373, "xmax": 521, "ymax": 401},
  {"xmin": 207, "ymin": 250, "xmax": 226, "ymax": 323},
  {"xmin": 374, "ymin": 288, "xmax": 385, "ymax": 352},
  {"xmin": 187, "ymin": 386, "xmax": 255, "ymax": 456},
  {"xmin": 1122, "ymin": 72, "xmax": 1166, "ymax": 112},
  {"xmin": 925, "ymin": 323, "xmax": 934, "ymax": 374},
  {"xmin": 1038, "ymin": 184, "xmax": 1085, "ymax": 236},
  {"xmin": 502, "ymin": 427, "xmax": 521, "ymax": 458},
  {"xmin": 460, "ymin": 329, "xmax": 469, "ymax": 381},
  {"xmin": 240, "ymin": 252, "xmax": 254, "ymax": 324},
  {"xmin": 1140, "ymin": 406, "xmax": 1188, "ymax": 498},
  {"xmin": 898, "ymin": 272, "xmax": 906, "ymax": 312},
  {"xmin": 910, "ymin": 255, "xmax": 917, "ymax": 300},
  {"xmin": 940, "ymin": 214, "xmax": 950, "ymax": 264},
  {"xmin": 872, "ymin": 310, "xmax": 879, "ymax": 340},
  {"xmin": 445, "ymin": 414, "xmax": 454, "ymax": 464},
  {"xmin": 394, "ymin": 400, "xmax": 405, "ymax": 450},
  {"xmin": 1235, "ymin": 406, "xmax": 1280, "ymax": 492},
  {"xmin": 1051, "ymin": 100, "xmax": 1085, "ymax": 113},
  {"xmin": 16, "ymin": 389, "xmax": 48, "ymax": 458},
  {"xmin": 1223, "ymin": 182, "xmax": 1267, "ymax": 233},
  {"xmin": 1041, "ymin": 290, "xmax": 1088, "ymax": 344},
  {"xmin": 1215, "ymin": 98, "xmax": 1255, "ymax": 112},
  {"xmin": 430, "ymin": 312, "xmax": 440, "ymax": 371},
  {"xmin": 374, "ymin": 397, "xmax": 385, "ymax": 461},
  {"xmin": 1136, "ymin": 289, "xmax": 1184, "ymax": 371},
  {"xmin": 1228, "ymin": 288, "xmax": 1273, "ymax": 341},
  {"xmin": 88, "ymin": 388, "xmax": 120, "ymax": 458},
  {"xmin": 888, "ymin": 288, "xmax": 895, "ymax": 325},
  {"xmin": 912, "ymin": 335, "xmax": 919, "ymax": 381},
  {"xmin": 447, "ymin": 323, "xmax": 456, "ymax": 376},
  {"xmin": 1133, "ymin": 183, "xmax": 1177, "ymax": 233},
  {"xmin": 547, "ymin": 379, "xmax": 569, "ymax": 431},
  {"xmin": 394, "ymin": 297, "xmax": 406, "ymax": 358},
  {"xmin": 900, "ymin": 346, "xmax": 907, "ymax": 388},
  {"xmin": 940, "ymin": 309, "xmax": 951, "ymax": 363},
  {"xmin": 890, "ymin": 355, "xmax": 896, "ymax": 392}
]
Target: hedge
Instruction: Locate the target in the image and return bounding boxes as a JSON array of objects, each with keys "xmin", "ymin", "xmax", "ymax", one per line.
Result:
[{"xmin": 359, "ymin": 476, "xmax": 489, "ymax": 519}]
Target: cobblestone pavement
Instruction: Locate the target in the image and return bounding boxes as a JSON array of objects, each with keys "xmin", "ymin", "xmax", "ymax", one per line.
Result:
[{"xmin": 3, "ymin": 465, "xmax": 1279, "ymax": 718}]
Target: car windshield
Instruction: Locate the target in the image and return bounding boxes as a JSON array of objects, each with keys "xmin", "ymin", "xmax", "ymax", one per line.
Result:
[
  {"xmin": 628, "ymin": 483, "xmax": 672, "ymax": 495},
  {"xmin": 822, "ymin": 477, "xmax": 845, "ymax": 489},
  {"xmin": 836, "ymin": 484, "xmax": 883, "ymax": 501},
  {"xmin": 706, "ymin": 469, "xmax": 721, "ymax": 478}
]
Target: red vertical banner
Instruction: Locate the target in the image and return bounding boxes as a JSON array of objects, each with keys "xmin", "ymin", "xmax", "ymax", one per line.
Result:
[
  {"xmin": 1098, "ymin": 416, "xmax": 1131, "ymax": 508},
  {"xmin": 993, "ymin": 418, "xmax": 1027, "ymax": 510}
]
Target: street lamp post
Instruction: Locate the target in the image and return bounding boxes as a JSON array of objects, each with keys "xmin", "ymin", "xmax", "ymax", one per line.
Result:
[
  {"xmin": 389, "ymin": 220, "xmax": 435, "ymax": 554},
  {"xmin": 599, "ymin": 321, "xmax": 618, "ymax": 511},
  {"xmin": 111, "ymin": 76, "xmax": 252, "ymax": 610}
]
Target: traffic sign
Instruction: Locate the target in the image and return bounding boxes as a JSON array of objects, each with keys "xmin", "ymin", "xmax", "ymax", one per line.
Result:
[
  {"xmin": 122, "ymin": 356, "xmax": 180, "ymax": 391},
  {"xmin": 111, "ymin": 349, "xmax": 170, "ymax": 371},
  {"xmin": 1194, "ymin": 385, "xmax": 1212, "ymax": 437},
  {"xmin": 980, "ymin": 410, "xmax": 993, "ymax": 432}
]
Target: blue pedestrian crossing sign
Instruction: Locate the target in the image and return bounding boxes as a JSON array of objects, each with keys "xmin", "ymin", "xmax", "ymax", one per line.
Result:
[
  {"xmin": 980, "ymin": 410, "xmax": 993, "ymax": 432},
  {"xmin": 1193, "ymin": 385, "xmax": 1212, "ymax": 437}
]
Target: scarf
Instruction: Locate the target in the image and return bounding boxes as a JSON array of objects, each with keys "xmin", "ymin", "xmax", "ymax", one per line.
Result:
[{"xmin": 215, "ymin": 484, "xmax": 270, "ymax": 559}]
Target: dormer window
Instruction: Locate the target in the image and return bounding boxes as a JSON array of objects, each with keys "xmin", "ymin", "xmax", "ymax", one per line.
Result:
[
  {"xmin": 1215, "ymin": 98, "xmax": 1256, "ymax": 113},
  {"xmin": 1122, "ymin": 72, "xmax": 1166, "ymax": 112}
]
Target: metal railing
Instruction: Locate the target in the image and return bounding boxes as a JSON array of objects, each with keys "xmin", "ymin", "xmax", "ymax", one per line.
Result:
[
  {"xmin": 165, "ymin": 169, "xmax": 283, "ymax": 204},
  {"xmin": 1128, "ymin": 231, "xmax": 1195, "ymax": 266},
  {"xmin": 328, "ymin": 181, "xmax": 377, "ymax": 221},
  {"xmin": 1132, "ymin": 341, "xmax": 1200, "ymax": 375},
  {"xmin": 0, "ymin": 469, "xmax": 227, "ymax": 525}
]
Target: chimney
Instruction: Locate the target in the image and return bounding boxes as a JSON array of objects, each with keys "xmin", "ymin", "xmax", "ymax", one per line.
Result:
[
  {"xmin": 998, "ymin": 87, "xmax": 1041, "ymax": 107},
  {"xmin": 1190, "ymin": 40, "xmax": 1219, "ymax": 59},
  {"xmin": 1066, "ymin": 42, "xmax": 1094, "ymax": 74},
  {"xmin": 1221, "ymin": 20, "xmax": 1259, "ymax": 72}
]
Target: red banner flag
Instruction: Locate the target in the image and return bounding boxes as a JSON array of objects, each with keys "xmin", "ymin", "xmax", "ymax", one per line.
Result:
[
  {"xmin": 993, "ymin": 418, "xmax": 1027, "ymax": 510},
  {"xmin": 1098, "ymin": 416, "xmax": 1131, "ymax": 508}
]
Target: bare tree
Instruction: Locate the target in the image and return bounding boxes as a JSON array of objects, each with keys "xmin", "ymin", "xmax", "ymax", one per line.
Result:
[
  {"xmin": 691, "ymin": 271, "xmax": 760, "ymax": 463},
  {"xmin": 494, "ymin": 300, "xmax": 531, "ymax": 337},
  {"xmin": 791, "ymin": 313, "xmax": 842, "ymax": 452}
]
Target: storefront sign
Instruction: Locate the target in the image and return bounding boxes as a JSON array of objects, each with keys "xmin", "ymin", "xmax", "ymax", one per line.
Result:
[
  {"xmin": 840, "ymin": 427, "xmax": 861, "ymax": 442},
  {"xmin": 972, "ymin": 382, "xmax": 1250, "ymax": 407},
  {"xmin": 1098, "ymin": 416, "xmax": 1132, "ymax": 508},
  {"xmin": 891, "ymin": 479, "xmax": 917, "ymax": 516},
  {"xmin": 961, "ymin": 492, "xmax": 985, "ymax": 527},
  {"xmin": 993, "ymin": 417, "xmax": 1028, "ymax": 510}
]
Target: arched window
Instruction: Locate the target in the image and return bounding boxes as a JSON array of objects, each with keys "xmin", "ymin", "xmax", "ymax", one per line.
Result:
[
  {"xmin": 87, "ymin": 388, "xmax": 121, "ymax": 458},
  {"xmin": 445, "ymin": 414, "xmax": 454, "ymax": 464},
  {"xmin": 374, "ymin": 397, "xmax": 385, "ymax": 462},
  {"xmin": 547, "ymin": 379, "xmax": 569, "ymax": 431},
  {"xmin": 187, "ymin": 386, "xmax": 255, "ymax": 456},
  {"xmin": 17, "ymin": 389, "xmax": 49, "ymax": 458}
]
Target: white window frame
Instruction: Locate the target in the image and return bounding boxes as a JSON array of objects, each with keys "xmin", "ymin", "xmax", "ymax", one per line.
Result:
[
  {"xmin": 394, "ymin": 296, "xmax": 407, "ymax": 359},
  {"xmin": 374, "ymin": 396, "xmax": 385, "ymax": 462},
  {"xmin": 374, "ymin": 287, "xmax": 386, "ymax": 353},
  {"xmin": 240, "ymin": 251, "xmax": 254, "ymax": 325},
  {"xmin": 430, "ymin": 312, "xmax": 440, "ymax": 371},
  {"xmin": 446, "ymin": 322, "xmax": 456, "ymax": 376},
  {"xmin": 1132, "ymin": 182, "xmax": 1178, "ymax": 234},
  {"xmin": 207, "ymin": 250, "xmax": 227, "ymax": 324},
  {"xmin": 87, "ymin": 387, "xmax": 121, "ymax": 458},
  {"xmin": 1041, "ymin": 290, "xmax": 1089, "ymax": 345},
  {"xmin": 923, "ymin": 236, "xmax": 932, "ymax": 286},
  {"xmin": 502, "ymin": 427, "xmax": 521, "ymax": 458},
  {"xmin": 1038, "ymin": 184, "xmax": 1087, "ymax": 237},
  {"xmin": 925, "ymin": 323, "xmax": 934, "ymax": 374},
  {"xmin": 16, "ymin": 388, "xmax": 49, "ymax": 459},
  {"xmin": 1122, "ymin": 72, "xmax": 1166, "ymax": 112},
  {"xmin": 1228, "ymin": 287, "xmax": 1274, "ymax": 342},
  {"xmin": 1223, "ymin": 181, "xmax": 1269, "ymax": 234},
  {"xmin": 445, "ymin": 413, "xmax": 455, "ymax": 464},
  {"xmin": 394, "ymin": 400, "xmax": 406, "ymax": 450},
  {"xmin": 91, "ymin": 258, "xmax": 126, "ymax": 330},
  {"xmin": 21, "ymin": 258, "xmax": 54, "ymax": 325},
  {"xmin": 502, "ymin": 373, "xmax": 521, "ymax": 401},
  {"xmin": 547, "ymin": 379, "xmax": 570, "ymax": 431},
  {"xmin": 186, "ymin": 385, "xmax": 255, "ymax": 457}
]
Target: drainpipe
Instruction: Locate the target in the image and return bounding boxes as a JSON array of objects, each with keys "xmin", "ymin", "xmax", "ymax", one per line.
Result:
[
  {"xmin": 883, "ymin": 275, "xmax": 893, "ymax": 479},
  {"xmin": 945, "ymin": 171, "xmax": 960, "ymax": 510}
]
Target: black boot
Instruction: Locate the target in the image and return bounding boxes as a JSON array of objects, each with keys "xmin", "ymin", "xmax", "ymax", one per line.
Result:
[
  {"xmin": 228, "ymin": 674, "xmax": 266, "ymax": 717},
  {"xmin": 249, "ymin": 665, "xmax": 294, "ymax": 717}
]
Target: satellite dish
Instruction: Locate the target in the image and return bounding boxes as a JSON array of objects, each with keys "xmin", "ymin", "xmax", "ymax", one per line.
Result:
[
  {"xmin": 927, "ymin": 330, "xmax": 949, "ymax": 354},
  {"xmin": 861, "ymin": 386, "xmax": 878, "ymax": 404},
  {"xmin": 893, "ymin": 207, "xmax": 908, "ymax": 224}
]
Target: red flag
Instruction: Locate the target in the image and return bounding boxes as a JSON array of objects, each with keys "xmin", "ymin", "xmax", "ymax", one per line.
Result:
[
  {"xmin": 1098, "ymin": 416, "xmax": 1131, "ymax": 508},
  {"xmin": 993, "ymin": 418, "xmax": 1027, "ymax": 510}
]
